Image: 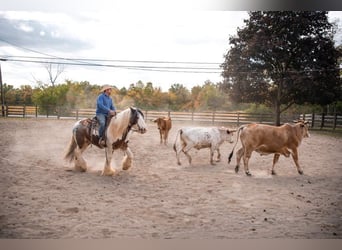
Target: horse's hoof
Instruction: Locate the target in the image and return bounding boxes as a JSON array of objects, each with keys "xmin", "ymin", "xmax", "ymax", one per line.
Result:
[
  {"xmin": 102, "ymin": 169, "xmax": 116, "ymax": 176},
  {"xmin": 245, "ymin": 171, "xmax": 252, "ymax": 176},
  {"xmin": 235, "ymin": 166, "xmax": 239, "ymax": 173},
  {"xmin": 271, "ymin": 170, "xmax": 277, "ymax": 175},
  {"xmin": 298, "ymin": 170, "xmax": 304, "ymax": 175},
  {"xmin": 122, "ymin": 165, "xmax": 131, "ymax": 170}
]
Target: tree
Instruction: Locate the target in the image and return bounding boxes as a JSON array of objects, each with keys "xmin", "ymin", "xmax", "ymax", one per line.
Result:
[
  {"xmin": 221, "ymin": 11, "xmax": 341, "ymax": 125},
  {"xmin": 168, "ymin": 83, "xmax": 191, "ymax": 110},
  {"xmin": 45, "ymin": 63, "xmax": 65, "ymax": 87}
]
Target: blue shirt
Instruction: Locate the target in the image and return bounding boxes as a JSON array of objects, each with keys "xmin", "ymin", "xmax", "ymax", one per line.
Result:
[{"xmin": 96, "ymin": 93, "xmax": 116, "ymax": 116}]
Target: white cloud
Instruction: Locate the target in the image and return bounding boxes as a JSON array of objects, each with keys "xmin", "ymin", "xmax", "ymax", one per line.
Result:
[{"xmin": 0, "ymin": 10, "xmax": 249, "ymax": 90}]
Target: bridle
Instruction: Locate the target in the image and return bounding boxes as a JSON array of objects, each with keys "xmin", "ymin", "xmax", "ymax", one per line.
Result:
[
  {"xmin": 111, "ymin": 107, "xmax": 145, "ymax": 150},
  {"xmin": 128, "ymin": 107, "xmax": 145, "ymax": 133}
]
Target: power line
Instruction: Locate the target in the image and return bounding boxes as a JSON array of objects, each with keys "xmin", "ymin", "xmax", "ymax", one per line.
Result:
[
  {"xmin": 1, "ymin": 55, "xmax": 221, "ymax": 65},
  {"xmin": 0, "ymin": 38, "xmax": 223, "ymax": 74},
  {"xmin": 1, "ymin": 57, "xmax": 222, "ymax": 74}
]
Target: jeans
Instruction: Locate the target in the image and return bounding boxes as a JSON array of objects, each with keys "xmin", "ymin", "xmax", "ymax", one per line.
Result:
[{"xmin": 96, "ymin": 113, "xmax": 107, "ymax": 138}]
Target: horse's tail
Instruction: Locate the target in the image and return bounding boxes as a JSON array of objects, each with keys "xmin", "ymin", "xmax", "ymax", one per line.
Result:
[
  {"xmin": 228, "ymin": 125, "xmax": 245, "ymax": 164},
  {"xmin": 64, "ymin": 127, "xmax": 78, "ymax": 162}
]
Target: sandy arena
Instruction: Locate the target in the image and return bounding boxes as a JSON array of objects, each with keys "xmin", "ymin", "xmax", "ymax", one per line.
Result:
[{"xmin": 0, "ymin": 118, "xmax": 341, "ymax": 238}]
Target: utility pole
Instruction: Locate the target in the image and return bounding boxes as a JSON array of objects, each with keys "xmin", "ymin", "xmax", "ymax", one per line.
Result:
[{"xmin": 0, "ymin": 58, "xmax": 6, "ymax": 117}]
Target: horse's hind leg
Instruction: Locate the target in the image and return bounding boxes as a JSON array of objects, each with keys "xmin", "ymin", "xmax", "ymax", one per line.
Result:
[{"xmin": 74, "ymin": 144, "xmax": 89, "ymax": 172}]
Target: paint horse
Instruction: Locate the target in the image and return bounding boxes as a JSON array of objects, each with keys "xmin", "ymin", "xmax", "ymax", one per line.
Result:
[{"xmin": 64, "ymin": 107, "xmax": 147, "ymax": 175}]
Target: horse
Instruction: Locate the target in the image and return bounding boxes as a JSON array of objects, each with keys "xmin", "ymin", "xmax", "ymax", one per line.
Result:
[{"xmin": 64, "ymin": 107, "xmax": 147, "ymax": 176}]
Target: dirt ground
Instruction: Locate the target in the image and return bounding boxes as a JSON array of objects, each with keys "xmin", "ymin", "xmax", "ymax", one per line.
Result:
[{"xmin": 0, "ymin": 118, "xmax": 341, "ymax": 239}]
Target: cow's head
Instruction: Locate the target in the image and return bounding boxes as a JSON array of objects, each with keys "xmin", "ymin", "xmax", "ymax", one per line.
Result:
[
  {"xmin": 219, "ymin": 127, "xmax": 235, "ymax": 143},
  {"xmin": 294, "ymin": 120, "xmax": 310, "ymax": 138},
  {"xmin": 153, "ymin": 117, "xmax": 163, "ymax": 130}
]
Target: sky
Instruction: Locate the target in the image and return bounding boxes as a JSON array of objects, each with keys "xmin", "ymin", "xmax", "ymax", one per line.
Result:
[{"xmin": 0, "ymin": 1, "xmax": 341, "ymax": 91}]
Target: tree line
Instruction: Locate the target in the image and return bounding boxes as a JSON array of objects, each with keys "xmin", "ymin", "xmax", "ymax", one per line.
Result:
[{"xmin": 1, "ymin": 79, "xmax": 232, "ymax": 112}]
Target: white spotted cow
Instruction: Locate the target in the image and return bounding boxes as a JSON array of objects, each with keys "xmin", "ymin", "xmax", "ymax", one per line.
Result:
[{"xmin": 173, "ymin": 127, "xmax": 235, "ymax": 165}]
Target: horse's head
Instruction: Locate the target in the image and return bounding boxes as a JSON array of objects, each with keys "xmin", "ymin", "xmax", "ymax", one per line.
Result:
[{"xmin": 129, "ymin": 107, "xmax": 147, "ymax": 134}]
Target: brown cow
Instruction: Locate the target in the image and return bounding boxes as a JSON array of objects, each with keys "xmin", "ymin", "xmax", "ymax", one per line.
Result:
[
  {"xmin": 228, "ymin": 120, "xmax": 310, "ymax": 176},
  {"xmin": 153, "ymin": 116, "xmax": 172, "ymax": 145}
]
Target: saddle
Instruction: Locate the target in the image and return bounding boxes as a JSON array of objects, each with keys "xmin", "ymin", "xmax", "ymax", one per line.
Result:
[{"xmin": 80, "ymin": 115, "xmax": 114, "ymax": 148}]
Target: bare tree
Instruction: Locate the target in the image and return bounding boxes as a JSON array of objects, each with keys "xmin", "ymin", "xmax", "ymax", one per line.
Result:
[{"xmin": 45, "ymin": 63, "xmax": 65, "ymax": 87}]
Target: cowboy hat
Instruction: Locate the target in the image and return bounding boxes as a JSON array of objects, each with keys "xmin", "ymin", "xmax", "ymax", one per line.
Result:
[{"xmin": 100, "ymin": 85, "xmax": 113, "ymax": 92}]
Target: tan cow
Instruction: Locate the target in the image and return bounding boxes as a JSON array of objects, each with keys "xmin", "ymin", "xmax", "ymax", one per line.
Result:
[
  {"xmin": 153, "ymin": 116, "xmax": 172, "ymax": 145},
  {"xmin": 228, "ymin": 120, "xmax": 310, "ymax": 176}
]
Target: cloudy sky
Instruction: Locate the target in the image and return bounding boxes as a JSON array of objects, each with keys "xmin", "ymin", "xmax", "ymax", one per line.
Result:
[{"xmin": 0, "ymin": 1, "xmax": 341, "ymax": 91}]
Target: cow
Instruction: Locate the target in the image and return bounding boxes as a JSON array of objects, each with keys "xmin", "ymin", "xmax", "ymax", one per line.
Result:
[
  {"xmin": 228, "ymin": 120, "xmax": 310, "ymax": 176},
  {"xmin": 173, "ymin": 127, "xmax": 235, "ymax": 166},
  {"xmin": 153, "ymin": 116, "xmax": 172, "ymax": 145}
]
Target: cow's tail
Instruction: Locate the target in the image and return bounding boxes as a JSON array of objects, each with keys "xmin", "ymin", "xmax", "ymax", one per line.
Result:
[
  {"xmin": 173, "ymin": 129, "xmax": 183, "ymax": 152},
  {"xmin": 228, "ymin": 125, "xmax": 244, "ymax": 164}
]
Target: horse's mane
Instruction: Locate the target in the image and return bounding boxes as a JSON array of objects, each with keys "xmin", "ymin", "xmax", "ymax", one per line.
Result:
[{"xmin": 107, "ymin": 108, "xmax": 132, "ymax": 141}]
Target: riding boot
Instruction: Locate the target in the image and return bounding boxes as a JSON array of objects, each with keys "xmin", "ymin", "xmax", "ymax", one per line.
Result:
[{"xmin": 99, "ymin": 137, "xmax": 107, "ymax": 147}]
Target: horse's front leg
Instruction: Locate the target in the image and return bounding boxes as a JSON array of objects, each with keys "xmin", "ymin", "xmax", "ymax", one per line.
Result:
[
  {"xmin": 122, "ymin": 147, "xmax": 133, "ymax": 170},
  {"xmin": 102, "ymin": 147, "xmax": 116, "ymax": 176}
]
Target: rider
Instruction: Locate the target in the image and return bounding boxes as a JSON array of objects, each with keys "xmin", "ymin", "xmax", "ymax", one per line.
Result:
[{"xmin": 96, "ymin": 85, "xmax": 116, "ymax": 147}]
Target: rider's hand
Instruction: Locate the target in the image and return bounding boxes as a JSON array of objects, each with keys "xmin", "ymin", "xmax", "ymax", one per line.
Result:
[{"xmin": 109, "ymin": 110, "xmax": 116, "ymax": 116}]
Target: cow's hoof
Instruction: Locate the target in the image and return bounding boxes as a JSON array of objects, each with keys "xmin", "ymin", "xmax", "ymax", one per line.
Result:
[
  {"xmin": 245, "ymin": 171, "xmax": 252, "ymax": 176},
  {"xmin": 298, "ymin": 170, "xmax": 304, "ymax": 175},
  {"xmin": 235, "ymin": 166, "xmax": 239, "ymax": 173}
]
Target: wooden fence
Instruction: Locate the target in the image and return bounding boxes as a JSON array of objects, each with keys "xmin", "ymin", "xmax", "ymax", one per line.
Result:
[{"xmin": 1, "ymin": 105, "xmax": 341, "ymax": 130}]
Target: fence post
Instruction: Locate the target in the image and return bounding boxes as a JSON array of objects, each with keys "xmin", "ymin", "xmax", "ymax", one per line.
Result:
[
  {"xmin": 311, "ymin": 113, "xmax": 315, "ymax": 128},
  {"xmin": 333, "ymin": 113, "xmax": 337, "ymax": 130},
  {"xmin": 191, "ymin": 110, "xmax": 194, "ymax": 123},
  {"xmin": 237, "ymin": 112, "xmax": 240, "ymax": 127},
  {"xmin": 23, "ymin": 105, "xmax": 26, "ymax": 118},
  {"xmin": 212, "ymin": 111, "xmax": 215, "ymax": 125},
  {"xmin": 320, "ymin": 113, "xmax": 325, "ymax": 129}
]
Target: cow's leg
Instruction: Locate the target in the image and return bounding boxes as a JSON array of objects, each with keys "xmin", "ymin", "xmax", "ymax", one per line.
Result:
[
  {"xmin": 210, "ymin": 148, "xmax": 215, "ymax": 165},
  {"xmin": 182, "ymin": 144, "xmax": 193, "ymax": 165},
  {"xmin": 216, "ymin": 148, "xmax": 221, "ymax": 162},
  {"xmin": 235, "ymin": 147, "xmax": 244, "ymax": 173},
  {"xmin": 164, "ymin": 131, "xmax": 169, "ymax": 145},
  {"xmin": 102, "ymin": 147, "xmax": 116, "ymax": 176},
  {"xmin": 271, "ymin": 153, "xmax": 281, "ymax": 175},
  {"xmin": 175, "ymin": 143, "xmax": 183, "ymax": 165},
  {"xmin": 243, "ymin": 149, "xmax": 252, "ymax": 176},
  {"xmin": 291, "ymin": 148, "xmax": 303, "ymax": 175},
  {"xmin": 159, "ymin": 131, "xmax": 163, "ymax": 144}
]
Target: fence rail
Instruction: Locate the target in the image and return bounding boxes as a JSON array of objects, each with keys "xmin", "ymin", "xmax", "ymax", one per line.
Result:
[{"xmin": 1, "ymin": 105, "xmax": 341, "ymax": 130}]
